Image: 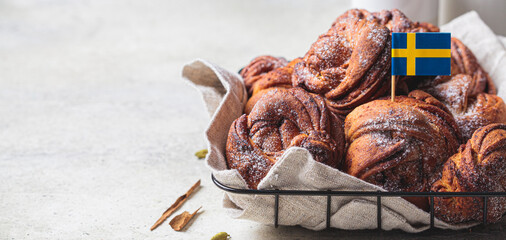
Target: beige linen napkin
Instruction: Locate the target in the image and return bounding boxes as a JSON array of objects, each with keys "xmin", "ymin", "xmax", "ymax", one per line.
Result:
[{"xmin": 182, "ymin": 11, "xmax": 506, "ymax": 232}]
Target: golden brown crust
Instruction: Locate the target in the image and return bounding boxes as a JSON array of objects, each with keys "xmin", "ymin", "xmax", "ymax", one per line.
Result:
[
  {"xmin": 293, "ymin": 9, "xmax": 392, "ymax": 118},
  {"xmin": 459, "ymin": 94, "xmax": 506, "ymax": 140},
  {"xmin": 244, "ymin": 58, "xmax": 301, "ymax": 114},
  {"xmin": 431, "ymin": 124, "xmax": 506, "ymax": 223},
  {"xmin": 344, "ymin": 90, "xmax": 461, "ymax": 209},
  {"xmin": 426, "ymin": 74, "xmax": 506, "ymax": 141},
  {"xmin": 226, "ymin": 88, "xmax": 345, "ymax": 189},
  {"xmin": 240, "ymin": 55, "xmax": 289, "ymax": 95}
]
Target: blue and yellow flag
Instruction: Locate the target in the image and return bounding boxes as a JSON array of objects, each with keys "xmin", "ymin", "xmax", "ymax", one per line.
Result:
[{"xmin": 391, "ymin": 32, "xmax": 451, "ymax": 76}]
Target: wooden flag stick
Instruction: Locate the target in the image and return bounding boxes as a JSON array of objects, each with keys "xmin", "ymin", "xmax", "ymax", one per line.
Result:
[{"xmin": 391, "ymin": 75, "xmax": 396, "ymax": 102}]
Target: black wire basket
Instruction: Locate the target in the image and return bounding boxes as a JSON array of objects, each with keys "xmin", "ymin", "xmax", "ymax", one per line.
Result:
[{"xmin": 211, "ymin": 173, "xmax": 506, "ymax": 230}]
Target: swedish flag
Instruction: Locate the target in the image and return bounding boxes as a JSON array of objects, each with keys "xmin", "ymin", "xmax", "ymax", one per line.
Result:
[{"xmin": 391, "ymin": 32, "xmax": 451, "ymax": 76}]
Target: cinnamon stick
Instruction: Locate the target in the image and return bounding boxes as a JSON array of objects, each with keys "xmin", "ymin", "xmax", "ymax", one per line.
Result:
[
  {"xmin": 169, "ymin": 206, "xmax": 202, "ymax": 231},
  {"xmin": 150, "ymin": 179, "xmax": 201, "ymax": 231}
]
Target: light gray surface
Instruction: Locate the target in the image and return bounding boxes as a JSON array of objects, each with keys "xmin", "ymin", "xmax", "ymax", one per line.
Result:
[{"xmin": 0, "ymin": 1, "xmax": 505, "ymax": 239}]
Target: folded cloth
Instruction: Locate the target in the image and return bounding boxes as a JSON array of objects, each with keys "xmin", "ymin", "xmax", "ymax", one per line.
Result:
[{"xmin": 182, "ymin": 11, "xmax": 506, "ymax": 232}]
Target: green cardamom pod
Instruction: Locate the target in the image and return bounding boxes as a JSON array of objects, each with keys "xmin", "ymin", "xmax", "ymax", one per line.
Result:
[
  {"xmin": 211, "ymin": 232, "xmax": 230, "ymax": 240},
  {"xmin": 195, "ymin": 149, "xmax": 208, "ymax": 159}
]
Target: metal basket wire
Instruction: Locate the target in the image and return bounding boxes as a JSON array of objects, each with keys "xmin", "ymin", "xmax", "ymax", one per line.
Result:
[{"xmin": 211, "ymin": 174, "xmax": 506, "ymax": 230}]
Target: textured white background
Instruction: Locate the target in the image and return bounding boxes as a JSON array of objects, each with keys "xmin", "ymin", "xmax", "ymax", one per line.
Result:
[{"xmin": 1, "ymin": 0, "xmax": 505, "ymax": 239}]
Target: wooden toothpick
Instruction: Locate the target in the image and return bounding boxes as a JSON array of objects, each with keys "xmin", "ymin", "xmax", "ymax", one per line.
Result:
[{"xmin": 391, "ymin": 75, "xmax": 396, "ymax": 102}]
